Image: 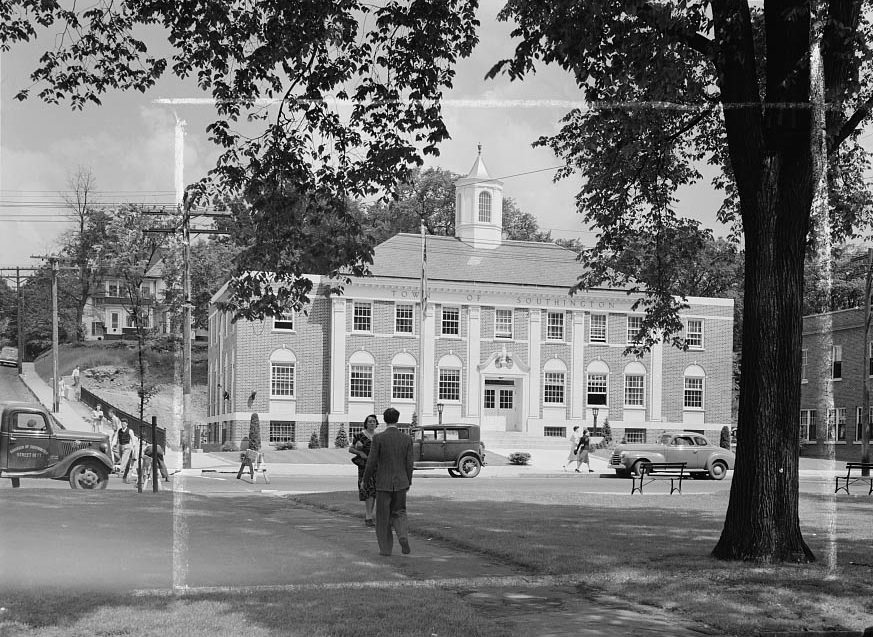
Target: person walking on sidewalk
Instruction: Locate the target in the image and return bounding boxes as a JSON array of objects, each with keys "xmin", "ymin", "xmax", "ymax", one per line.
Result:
[
  {"xmin": 91, "ymin": 404, "xmax": 104, "ymax": 433},
  {"xmin": 362, "ymin": 407, "xmax": 413, "ymax": 556},
  {"xmin": 575, "ymin": 428, "xmax": 594, "ymax": 473},
  {"xmin": 563, "ymin": 426, "xmax": 582, "ymax": 472},
  {"xmin": 71, "ymin": 366, "xmax": 81, "ymax": 400}
]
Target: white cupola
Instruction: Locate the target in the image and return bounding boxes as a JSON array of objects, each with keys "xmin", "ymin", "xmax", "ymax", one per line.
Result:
[{"xmin": 454, "ymin": 145, "xmax": 504, "ymax": 249}]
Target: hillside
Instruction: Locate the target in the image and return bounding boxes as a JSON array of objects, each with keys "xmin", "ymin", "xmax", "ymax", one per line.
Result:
[{"xmin": 34, "ymin": 341, "xmax": 208, "ymax": 426}]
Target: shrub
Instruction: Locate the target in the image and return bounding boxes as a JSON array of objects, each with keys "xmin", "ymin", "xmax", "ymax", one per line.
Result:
[
  {"xmin": 508, "ymin": 452, "xmax": 531, "ymax": 465},
  {"xmin": 334, "ymin": 424, "xmax": 349, "ymax": 448},
  {"xmin": 274, "ymin": 441, "xmax": 296, "ymax": 451},
  {"xmin": 720, "ymin": 425, "xmax": 731, "ymax": 450},
  {"xmin": 220, "ymin": 441, "xmax": 238, "ymax": 452},
  {"xmin": 308, "ymin": 431, "xmax": 321, "ymax": 449},
  {"xmin": 601, "ymin": 420, "xmax": 613, "ymax": 444},
  {"xmin": 248, "ymin": 413, "xmax": 261, "ymax": 451}
]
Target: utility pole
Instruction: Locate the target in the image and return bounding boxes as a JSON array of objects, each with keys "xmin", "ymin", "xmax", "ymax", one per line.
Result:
[
  {"xmin": 16, "ymin": 267, "xmax": 23, "ymax": 374},
  {"xmin": 182, "ymin": 201, "xmax": 193, "ymax": 470},
  {"xmin": 51, "ymin": 257, "xmax": 60, "ymax": 413}
]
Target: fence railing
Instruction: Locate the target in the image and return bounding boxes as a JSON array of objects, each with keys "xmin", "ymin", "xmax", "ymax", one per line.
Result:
[{"xmin": 79, "ymin": 386, "xmax": 166, "ymax": 448}]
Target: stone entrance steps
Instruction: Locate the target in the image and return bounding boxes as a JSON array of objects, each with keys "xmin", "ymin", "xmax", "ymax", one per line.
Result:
[{"xmin": 481, "ymin": 432, "xmax": 569, "ymax": 450}]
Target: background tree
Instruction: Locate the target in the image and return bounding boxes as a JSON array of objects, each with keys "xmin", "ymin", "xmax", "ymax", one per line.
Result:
[
  {"xmin": 190, "ymin": 237, "xmax": 241, "ymax": 331},
  {"xmin": 58, "ymin": 167, "xmax": 109, "ymax": 342},
  {"xmin": 101, "ymin": 205, "xmax": 172, "ymax": 422}
]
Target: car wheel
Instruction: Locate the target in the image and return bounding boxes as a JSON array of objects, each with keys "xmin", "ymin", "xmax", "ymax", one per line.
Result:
[
  {"xmin": 69, "ymin": 461, "xmax": 109, "ymax": 490},
  {"xmin": 632, "ymin": 460, "xmax": 649, "ymax": 477},
  {"xmin": 458, "ymin": 456, "xmax": 482, "ymax": 478},
  {"xmin": 708, "ymin": 460, "xmax": 728, "ymax": 481},
  {"xmin": 448, "ymin": 468, "xmax": 461, "ymax": 478}
]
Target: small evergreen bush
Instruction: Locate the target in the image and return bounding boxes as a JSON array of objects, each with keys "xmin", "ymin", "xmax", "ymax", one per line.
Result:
[
  {"xmin": 220, "ymin": 441, "xmax": 238, "ymax": 452},
  {"xmin": 508, "ymin": 452, "xmax": 531, "ymax": 465},
  {"xmin": 248, "ymin": 413, "xmax": 261, "ymax": 451},
  {"xmin": 601, "ymin": 420, "xmax": 613, "ymax": 444},
  {"xmin": 308, "ymin": 431, "xmax": 321, "ymax": 449},
  {"xmin": 334, "ymin": 424, "xmax": 349, "ymax": 448},
  {"xmin": 720, "ymin": 426, "xmax": 731, "ymax": 450},
  {"xmin": 275, "ymin": 441, "xmax": 296, "ymax": 451}
]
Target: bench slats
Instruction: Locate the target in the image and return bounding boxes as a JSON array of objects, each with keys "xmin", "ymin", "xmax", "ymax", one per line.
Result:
[
  {"xmin": 631, "ymin": 462, "xmax": 687, "ymax": 495},
  {"xmin": 835, "ymin": 463, "xmax": 873, "ymax": 495}
]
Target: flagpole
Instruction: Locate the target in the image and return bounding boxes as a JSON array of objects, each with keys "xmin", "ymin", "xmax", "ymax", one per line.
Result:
[{"xmin": 418, "ymin": 223, "xmax": 427, "ymax": 425}]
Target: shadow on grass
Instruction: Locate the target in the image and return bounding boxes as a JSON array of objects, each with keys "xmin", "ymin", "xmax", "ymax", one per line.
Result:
[{"xmin": 291, "ymin": 491, "xmax": 873, "ymax": 636}]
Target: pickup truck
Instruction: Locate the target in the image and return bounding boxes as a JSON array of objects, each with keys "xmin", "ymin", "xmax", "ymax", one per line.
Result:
[{"xmin": 0, "ymin": 401, "xmax": 113, "ymax": 489}]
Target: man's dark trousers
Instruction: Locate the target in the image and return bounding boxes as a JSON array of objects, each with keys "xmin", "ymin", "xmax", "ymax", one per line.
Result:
[{"xmin": 374, "ymin": 488, "xmax": 409, "ymax": 555}]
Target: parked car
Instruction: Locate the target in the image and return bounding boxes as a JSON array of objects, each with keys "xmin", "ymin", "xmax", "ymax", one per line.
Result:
[
  {"xmin": 609, "ymin": 431, "xmax": 735, "ymax": 480},
  {"xmin": 0, "ymin": 401, "xmax": 113, "ymax": 489},
  {"xmin": 411, "ymin": 423, "xmax": 485, "ymax": 478},
  {"xmin": 0, "ymin": 346, "xmax": 18, "ymax": 367}
]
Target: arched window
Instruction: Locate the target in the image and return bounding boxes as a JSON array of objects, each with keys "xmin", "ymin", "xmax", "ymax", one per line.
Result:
[
  {"xmin": 623, "ymin": 361, "xmax": 646, "ymax": 407},
  {"xmin": 349, "ymin": 351, "xmax": 375, "ymax": 399},
  {"xmin": 478, "ymin": 191, "xmax": 491, "ymax": 222},
  {"xmin": 683, "ymin": 364, "xmax": 706, "ymax": 409},
  {"xmin": 586, "ymin": 360, "xmax": 610, "ymax": 406},
  {"xmin": 270, "ymin": 348, "xmax": 296, "ymax": 398},
  {"xmin": 543, "ymin": 358, "xmax": 568, "ymax": 405},
  {"xmin": 391, "ymin": 352, "xmax": 417, "ymax": 401}
]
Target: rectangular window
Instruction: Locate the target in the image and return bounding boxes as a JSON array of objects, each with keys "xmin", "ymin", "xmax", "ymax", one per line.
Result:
[
  {"xmin": 832, "ymin": 345, "xmax": 842, "ymax": 379},
  {"xmin": 499, "ymin": 389, "xmax": 513, "ymax": 409},
  {"xmin": 587, "ymin": 374, "xmax": 607, "ymax": 406},
  {"xmin": 590, "ymin": 314, "xmax": 607, "ymax": 343},
  {"xmin": 350, "ymin": 365, "xmax": 373, "ymax": 398},
  {"xmin": 546, "ymin": 312, "xmax": 564, "ymax": 341},
  {"xmin": 495, "ymin": 309, "xmax": 513, "ymax": 339},
  {"xmin": 392, "ymin": 367, "xmax": 415, "ymax": 400},
  {"xmin": 624, "ymin": 428, "xmax": 646, "ymax": 444},
  {"xmin": 269, "ymin": 420, "xmax": 295, "ymax": 443},
  {"xmin": 107, "ymin": 282, "xmax": 118, "ymax": 297},
  {"xmin": 684, "ymin": 377, "xmax": 704, "ymax": 409},
  {"xmin": 438, "ymin": 368, "xmax": 461, "ymax": 401},
  {"xmin": 624, "ymin": 375, "xmax": 645, "ymax": 406},
  {"xmin": 801, "ymin": 349, "xmax": 808, "ymax": 382},
  {"xmin": 395, "ymin": 304, "xmax": 414, "ymax": 334},
  {"xmin": 827, "ymin": 408, "xmax": 846, "ymax": 441},
  {"xmin": 543, "ymin": 426, "xmax": 567, "ymax": 437},
  {"xmin": 799, "ymin": 409, "xmax": 818, "ymax": 441},
  {"xmin": 111, "ymin": 313, "xmax": 119, "ymax": 330},
  {"xmin": 856, "ymin": 407, "xmax": 872, "ymax": 442},
  {"xmin": 270, "ymin": 363, "xmax": 295, "ymax": 398},
  {"xmin": 484, "ymin": 388, "xmax": 495, "ymax": 409},
  {"xmin": 626, "ymin": 315, "xmax": 643, "ymax": 344},
  {"xmin": 543, "ymin": 372, "xmax": 565, "ymax": 404},
  {"xmin": 686, "ymin": 319, "xmax": 703, "ymax": 348},
  {"xmin": 441, "ymin": 306, "xmax": 460, "ymax": 336},
  {"xmin": 273, "ymin": 311, "xmax": 294, "ymax": 331},
  {"xmin": 353, "ymin": 302, "xmax": 372, "ymax": 332}
]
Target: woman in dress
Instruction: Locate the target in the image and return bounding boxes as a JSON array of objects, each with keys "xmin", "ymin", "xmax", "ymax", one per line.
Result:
[{"xmin": 349, "ymin": 414, "xmax": 378, "ymax": 526}]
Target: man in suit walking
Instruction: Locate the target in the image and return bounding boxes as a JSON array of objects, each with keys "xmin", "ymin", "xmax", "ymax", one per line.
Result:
[{"xmin": 362, "ymin": 407, "xmax": 413, "ymax": 556}]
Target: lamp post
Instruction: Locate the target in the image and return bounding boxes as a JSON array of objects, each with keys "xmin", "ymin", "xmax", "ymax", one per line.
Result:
[
  {"xmin": 437, "ymin": 402, "xmax": 444, "ymax": 425},
  {"xmin": 592, "ymin": 407, "xmax": 599, "ymax": 436}
]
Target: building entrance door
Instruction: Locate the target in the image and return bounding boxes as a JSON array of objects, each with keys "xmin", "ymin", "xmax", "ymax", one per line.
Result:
[{"xmin": 482, "ymin": 379, "xmax": 519, "ymax": 431}]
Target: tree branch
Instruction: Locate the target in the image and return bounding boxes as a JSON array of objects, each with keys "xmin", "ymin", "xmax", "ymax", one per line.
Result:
[
  {"xmin": 632, "ymin": 1, "xmax": 715, "ymax": 60},
  {"xmin": 829, "ymin": 93, "xmax": 873, "ymax": 155}
]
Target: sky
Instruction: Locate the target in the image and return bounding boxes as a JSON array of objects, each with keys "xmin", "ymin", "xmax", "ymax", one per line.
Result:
[{"xmin": 0, "ymin": 1, "xmax": 835, "ymax": 272}]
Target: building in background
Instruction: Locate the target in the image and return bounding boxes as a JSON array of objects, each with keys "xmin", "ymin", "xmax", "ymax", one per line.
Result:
[
  {"xmin": 206, "ymin": 150, "xmax": 734, "ymax": 450},
  {"xmin": 800, "ymin": 308, "xmax": 872, "ymax": 460}
]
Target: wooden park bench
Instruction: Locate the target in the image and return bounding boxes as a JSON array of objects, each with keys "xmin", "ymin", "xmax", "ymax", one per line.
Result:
[
  {"xmin": 834, "ymin": 462, "xmax": 873, "ymax": 495},
  {"xmin": 630, "ymin": 462, "xmax": 687, "ymax": 495}
]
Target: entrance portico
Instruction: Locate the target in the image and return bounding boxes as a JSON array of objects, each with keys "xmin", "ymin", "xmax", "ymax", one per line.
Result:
[{"xmin": 477, "ymin": 345, "xmax": 529, "ymax": 433}]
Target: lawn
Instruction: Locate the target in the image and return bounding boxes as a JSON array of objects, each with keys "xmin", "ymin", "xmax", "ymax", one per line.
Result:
[{"xmin": 290, "ymin": 489, "xmax": 873, "ymax": 636}]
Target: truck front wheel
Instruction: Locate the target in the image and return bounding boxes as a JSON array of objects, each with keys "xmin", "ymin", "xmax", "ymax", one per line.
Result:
[{"xmin": 69, "ymin": 461, "xmax": 109, "ymax": 489}]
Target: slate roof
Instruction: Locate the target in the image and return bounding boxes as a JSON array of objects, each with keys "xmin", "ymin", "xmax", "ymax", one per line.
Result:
[{"xmin": 369, "ymin": 234, "xmax": 584, "ymax": 289}]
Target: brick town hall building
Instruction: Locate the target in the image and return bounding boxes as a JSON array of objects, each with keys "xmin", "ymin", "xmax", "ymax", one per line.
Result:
[{"xmin": 206, "ymin": 150, "xmax": 734, "ymax": 450}]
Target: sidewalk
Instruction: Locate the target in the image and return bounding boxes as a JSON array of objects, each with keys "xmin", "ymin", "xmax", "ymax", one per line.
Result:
[{"xmin": 19, "ymin": 362, "xmax": 100, "ymax": 433}]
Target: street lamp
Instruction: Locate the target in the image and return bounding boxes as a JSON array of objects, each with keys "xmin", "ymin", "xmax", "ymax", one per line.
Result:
[
  {"xmin": 437, "ymin": 402, "xmax": 444, "ymax": 425},
  {"xmin": 592, "ymin": 407, "xmax": 599, "ymax": 436}
]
